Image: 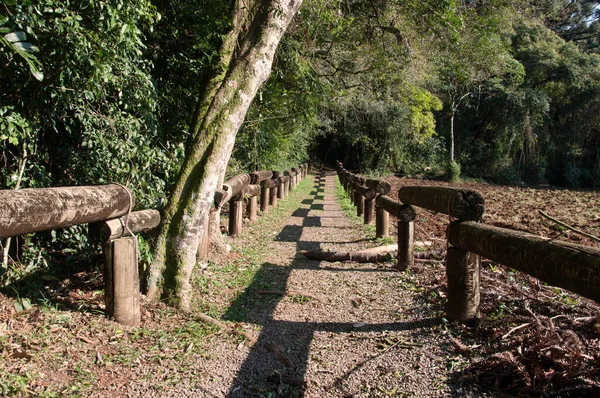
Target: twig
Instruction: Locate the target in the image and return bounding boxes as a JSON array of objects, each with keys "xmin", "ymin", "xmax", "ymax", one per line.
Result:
[
  {"xmin": 255, "ymin": 289, "xmax": 320, "ymax": 301},
  {"xmin": 539, "ymin": 210, "xmax": 600, "ymax": 244},
  {"xmin": 502, "ymin": 322, "xmax": 531, "ymax": 339},
  {"xmin": 195, "ymin": 312, "xmax": 257, "ymax": 345}
]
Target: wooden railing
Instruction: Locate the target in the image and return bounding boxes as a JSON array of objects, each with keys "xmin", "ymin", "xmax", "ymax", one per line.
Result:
[
  {"xmin": 0, "ymin": 162, "xmax": 310, "ymax": 326},
  {"xmin": 335, "ymin": 161, "xmax": 600, "ymax": 323}
]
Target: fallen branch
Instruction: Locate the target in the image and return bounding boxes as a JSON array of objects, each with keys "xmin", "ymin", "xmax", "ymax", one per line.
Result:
[
  {"xmin": 502, "ymin": 322, "xmax": 531, "ymax": 339},
  {"xmin": 195, "ymin": 312, "xmax": 257, "ymax": 345},
  {"xmin": 300, "ymin": 244, "xmax": 397, "ymax": 263},
  {"xmin": 301, "ymin": 245, "xmax": 445, "ymax": 263},
  {"xmin": 539, "ymin": 210, "xmax": 600, "ymax": 244},
  {"xmin": 255, "ymin": 289, "xmax": 320, "ymax": 301}
]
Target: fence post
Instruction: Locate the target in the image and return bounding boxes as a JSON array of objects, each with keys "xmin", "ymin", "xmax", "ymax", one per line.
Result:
[
  {"xmin": 269, "ymin": 181, "xmax": 278, "ymax": 207},
  {"xmin": 376, "ymin": 205, "xmax": 389, "ymax": 238},
  {"xmin": 103, "ymin": 237, "xmax": 140, "ymax": 326},
  {"xmin": 355, "ymin": 191, "xmax": 364, "ymax": 217},
  {"xmin": 364, "ymin": 197, "xmax": 375, "ymax": 224},
  {"xmin": 446, "ymin": 246, "xmax": 480, "ymax": 322},
  {"xmin": 229, "ymin": 197, "xmax": 244, "ymax": 236},
  {"xmin": 247, "ymin": 196, "xmax": 258, "ymax": 222},
  {"xmin": 260, "ymin": 184, "xmax": 270, "ymax": 213},
  {"xmin": 396, "ymin": 205, "xmax": 416, "ymax": 271},
  {"xmin": 197, "ymin": 218, "xmax": 210, "ymax": 260}
]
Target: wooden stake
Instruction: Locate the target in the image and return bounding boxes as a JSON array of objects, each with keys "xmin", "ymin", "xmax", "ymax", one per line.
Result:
[
  {"xmin": 364, "ymin": 198, "xmax": 375, "ymax": 225},
  {"xmin": 247, "ymin": 196, "xmax": 258, "ymax": 222},
  {"xmin": 109, "ymin": 237, "xmax": 140, "ymax": 326},
  {"xmin": 355, "ymin": 192, "xmax": 364, "ymax": 217},
  {"xmin": 446, "ymin": 246, "xmax": 480, "ymax": 323},
  {"xmin": 260, "ymin": 186, "xmax": 270, "ymax": 213},
  {"xmin": 376, "ymin": 206, "xmax": 389, "ymax": 238},
  {"xmin": 396, "ymin": 220, "xmax": 414, "ymax": 271},
  {"xmin": 229, "ymin": 198, "xmax": 244, "ymax": 237},
  {"xmin": 269, "ymin": 182, "xmax": 278, "ymax": 207}
]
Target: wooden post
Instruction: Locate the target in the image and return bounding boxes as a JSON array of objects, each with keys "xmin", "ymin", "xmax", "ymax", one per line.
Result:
[
  {"xmin": 247, "ymin": 196, "xmax": 258, "ymax": 222},
  {"xmin": 269, "ymin": 182, "xmax": 278, "ymax": 207},
  {"xmin": 260, "ymin": 185, "xmax": 270, "ymax": 213},
  {"xmin": 376, "ymin": 206, "xmax": 389, "ymax": 238},
  {"xmin": 446, "ymin": 246, "xmax": 480, "ymax": 323},
  {"xmin": 364, "ymin": 198, "xmax": 375, "ymax": 224},
  {"xmin": 229, "ymin": 198, "xmax": 244, "ymax": 236},
  {"xmin": 355, "ymin": 192, "xmax": 364, "ymax": 217},
  {"xmin": 277, "ymin": 178, "xmax": 285, "ymax": 199},
  {"xmin": 396, "ymin": 219, "xmax": 414, "ymax": 271},
  {"xmin": 196, "ymin": 218, "xmax": 210, "ymax": 261},
  {"xmin": 104, "ymin": 237, "xmax": 140, "ymax": 326}
]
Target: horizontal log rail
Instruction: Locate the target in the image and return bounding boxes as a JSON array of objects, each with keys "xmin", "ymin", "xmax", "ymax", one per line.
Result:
[
  {"xmin": 0, "ymin": 184, "xmax": 133, "ymax": 239},
  {"xmin": 448, "ymin": 221, "xmax": 600, "ymax": 303},
  {"xmin": 398, "ymin": 186, "xmax": 484, "ymax": 221},
  {"xmin": 335, "ymin": 159, "xmax": 600, "ymax": 324}
]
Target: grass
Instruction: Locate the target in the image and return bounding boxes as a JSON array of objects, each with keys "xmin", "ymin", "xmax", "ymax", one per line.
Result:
[{"xmin": 333, "ymin": 176, "xmax": 377, "ymax": 237}]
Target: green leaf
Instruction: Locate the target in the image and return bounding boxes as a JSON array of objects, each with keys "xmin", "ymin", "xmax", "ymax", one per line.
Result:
[{"xmin": 4, "ymin": 31, "xmax": 26, "ymax": 42}]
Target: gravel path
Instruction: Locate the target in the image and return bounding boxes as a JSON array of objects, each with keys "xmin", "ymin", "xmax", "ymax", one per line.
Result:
[
  {"xmin": 131, "ymin": 170, "xmax": 455, "ymax": 397},
  {"xmin": 224, "ymin": 170, "xmax": 454, "ymax": 397}
]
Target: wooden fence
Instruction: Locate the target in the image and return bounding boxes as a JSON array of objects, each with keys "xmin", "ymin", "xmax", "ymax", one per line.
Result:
[
  {"xmin": 335, "ymin": 161, "xmax": 600, "ymax": 323},
  {"xmin": 0, "ymin": 163, "xmax": 310, "ymax": 326}
]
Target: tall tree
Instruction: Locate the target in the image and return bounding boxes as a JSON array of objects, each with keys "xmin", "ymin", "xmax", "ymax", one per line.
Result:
[{"xmin": 145, "ymin": 0, "xmax": 302, "ymax": 309}]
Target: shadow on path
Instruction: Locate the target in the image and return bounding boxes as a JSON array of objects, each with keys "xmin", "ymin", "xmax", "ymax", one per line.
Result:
[{"xmin": 223, "ymin": 171, "xmax": 437, "ymax": 397}]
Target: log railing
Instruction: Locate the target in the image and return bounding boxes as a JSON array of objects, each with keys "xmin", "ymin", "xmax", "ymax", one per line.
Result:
[
  {"xmin": 0, "ymin": 162, "xmax": 310, "ymax": 326},
  {"xmin": 335, "ymin": 161, "xmax": 600, "ymax": 323}
]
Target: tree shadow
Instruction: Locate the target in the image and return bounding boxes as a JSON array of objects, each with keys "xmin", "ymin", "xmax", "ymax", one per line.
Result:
[{"xmin": 224, "ymin": 171, "xmax": 440, "ymax": 397}]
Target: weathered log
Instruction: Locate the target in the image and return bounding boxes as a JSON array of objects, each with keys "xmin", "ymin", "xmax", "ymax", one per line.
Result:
[
  {"xmin": 399, "ymin": 186, "xmax": 484, "ymax": 221},
  {"xmin": 0, "ymin": 184, "xmax": 133, "ymax": 239},
  {"xmin": 223, "ymin": 173, "xmax": 251, "ymax": 199},
  {"xmin": 365, "ymin": 179, "xmax": 391, "ymax": 195},
  {"xmin": 250, "ymin": 170, "xmax": 273, "ymax": 184},
  {"xmin": 244, "ymin": 184, "xmax": 261, "ymax": 197},
  {"xmin": 375, "ymin": 195, "xmax": 416, "ymax": 222},
  {"xmin": 354, "ymin": 185, "xmax": 376, "ymax": 200},
  {"xmin": 196, "ymin": 224, "xmax": 210, "ymax": 261},
  {"xmin": 261, "ymin": 178, "xmax": 278, "ymax": 189},
  {"xmin": 446, "ymin": 246, "xmax": 480, "ymax": 322},
  {"xmin": 104, "ymin": 237, "xmax": 140, "ymax": 326},
  {"xmin": 232, "ymin": 184, "xmax": 260, "ymax": 201},
  {"xmin": 229, "ymin": 198, "xmax": 244, "ymax": 237},
  {"xmin": 447, "ymin": 221, "xmax": 600, "ymax": 303},
  {"xmin": 214, "ymin": 188, "xmax": 229, "ymax": 208},
  {"xmin": 396, "ymin": 220, "xmax": 414, "ymax": 271},
  {"xmin": 376, "ymin": 205, "xmax": 389, "ymax": 237},
  {"xmin": 300, "ymin": 244, "xmax": 398, "ymax": 263},
  {"xmin": 94, "ymin": 209, "xmax": 160, "ymax": 242}
]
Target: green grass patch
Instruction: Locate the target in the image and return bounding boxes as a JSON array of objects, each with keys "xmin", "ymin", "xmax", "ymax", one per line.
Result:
[{"xmin": 334, "ymin": 176, "xmax": 376, "ymax": 236}]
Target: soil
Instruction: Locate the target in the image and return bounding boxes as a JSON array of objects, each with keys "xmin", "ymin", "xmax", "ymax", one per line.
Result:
[{"xmin": 1, "ymin": 171, "xmax": 599, "ymax": 397}]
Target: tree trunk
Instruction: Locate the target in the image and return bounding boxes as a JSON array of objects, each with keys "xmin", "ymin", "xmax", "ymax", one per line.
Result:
[{"xmin": 145, "ymin": 0, "xmax": 302, "ymax": 309}]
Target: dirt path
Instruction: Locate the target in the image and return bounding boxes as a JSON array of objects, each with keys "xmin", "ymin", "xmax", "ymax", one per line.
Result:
[{"xmin": 203, "ymin": 170, "xmax": 455, "ymax": 397}]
